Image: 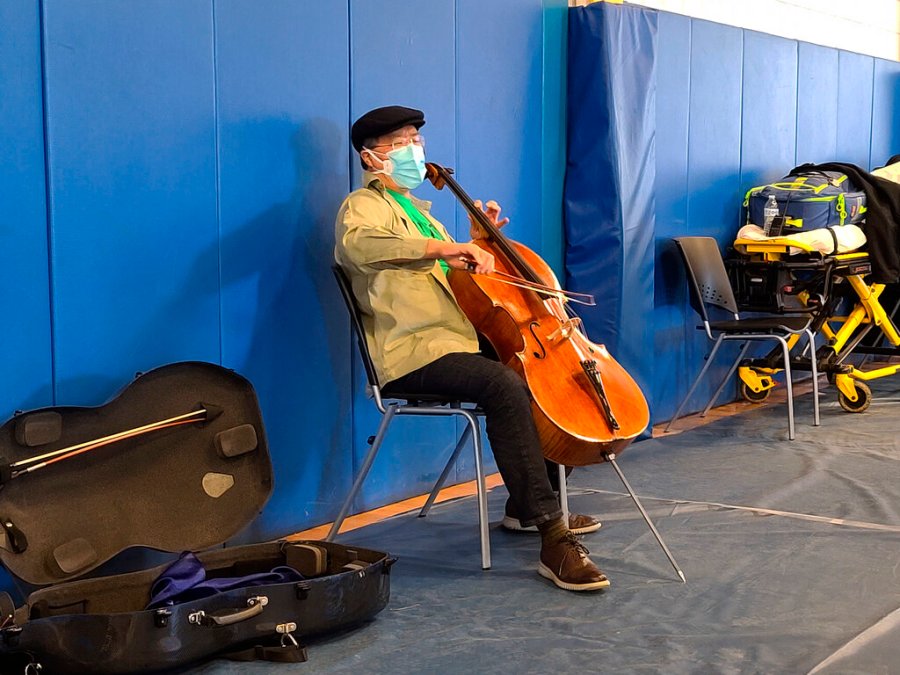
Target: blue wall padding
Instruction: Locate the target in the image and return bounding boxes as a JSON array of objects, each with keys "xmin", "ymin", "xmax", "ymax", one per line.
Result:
[
  {"xmin": 741, "ymin": 32, "xmax": 798, "ymax": 194},
  {"xmin": 42, "ymin": 0, "xmax": 221, "ymax": 404},
  {"xmin": 0, "ymin": 1, "xmax": 53, "ymax": 415},
  {"xmin": 564, "ymin": 3, "xmax": 658, "ymax": 412},
  {"xmin": 871, "ymin": 60, "xmax": 900, "ymax": 167},
  {"xmin": 541, "ymin": 1, "xmax": 570, "ymax": 278},
  {"xmin": 0, "ymin": 0, "xmax": 52, "ymax": 601},
  {"xmin": 652, "ymin": 11, "xmax": 692, "ymax": 415},
  {"xmin": 0, "ymin": 0, "xmax": 565, "ymax": 593},
  {"xmin": 685, "ymin": 20, "xmax": 743, "ymax": 240},
  {"xmin": 566, "ymin": 4, "xmax": 900, "ymax": 423},
  {"xmin": 213, "ymin": 0, "xmax": 352, "ymax": 540},
  {"xmin": 837, "ymin": 51, "xmax": 875, "ymax": 168},
  {"xmin": 797, "ymin": 44, "xmax": 839, "ymax": 165}
]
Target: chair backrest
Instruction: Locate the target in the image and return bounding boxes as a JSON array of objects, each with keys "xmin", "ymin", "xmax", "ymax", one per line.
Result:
[
  {"xmin": 673, "ymin": 236, "xmax": 740, "ymax": 320},
  {"xmin": 332, "ymin": 265, "xmax": 381, "ymax": 389}
]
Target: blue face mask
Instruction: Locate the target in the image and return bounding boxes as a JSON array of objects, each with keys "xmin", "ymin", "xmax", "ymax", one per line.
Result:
[{"xmin": 373, "ymin": 143, "xmax": 427, "ymax": 190}]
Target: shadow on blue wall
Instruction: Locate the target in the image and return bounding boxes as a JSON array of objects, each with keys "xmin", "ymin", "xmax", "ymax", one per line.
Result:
[{"xmin": 215, "ymin": 117, "xmax": 354, "ymax": 543}]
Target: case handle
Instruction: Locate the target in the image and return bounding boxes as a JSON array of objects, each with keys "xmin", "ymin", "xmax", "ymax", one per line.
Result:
[{"xmin": 188, "ymin": 595, "xmax": 268, "ymax": 627}]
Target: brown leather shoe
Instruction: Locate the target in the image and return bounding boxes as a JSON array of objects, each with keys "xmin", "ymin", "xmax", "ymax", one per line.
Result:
[
  {"xmin": 502, "ymin": 513, "xmax": 602, "ymax": 535},
  {"xmin": 538, "ymin": 532, "xmax": 610, "ymax": 591}
]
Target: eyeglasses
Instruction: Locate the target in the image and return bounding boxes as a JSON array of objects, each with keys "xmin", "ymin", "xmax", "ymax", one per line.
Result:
[{"xmin": 370, "ymin": 134, "xmax": 425, "ymax": 151}]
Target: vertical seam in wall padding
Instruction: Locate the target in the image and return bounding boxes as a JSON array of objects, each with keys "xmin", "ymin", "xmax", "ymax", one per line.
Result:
[
  {"xmin": 684, "ymin": 19, "xmax": 692, "ymax": 234},
  {"xmin": 454, "ymin": 0, "xmax": 460, "ymax": 240},
  {"xmin": 211, "ymin": 0, "xmax": 223, "ymax": 364},
  {"xmin": 347, "ymin": 0, "xmax": 354, "ymax": 188},
  {"xmin": 868, "ymin": 59, "xmax": 876, "ymax": 170},
  {"xmin": 737, "ymin": 28, "xmax": 744, "ymax": 229},
  {"xmin": 794, "ymin": 42, "xmax": 800, "ymax": 167},
  {"xmin": 540, "ymin": 2, "xmax": 546, "ymax": 267},
  {"xmin": 738, "ymin": 29, "xmax": 747, "ymax": 198},
  {"xmin": 682, "ymin": 18, "xmax": 693, "ymax": 382},
  {"xmin": 37, "ymin": 0, "xmax": 57, "ymax": 405},
  {"xmin": 835, "ymin": 53, "xmax": 841, "ymax": 158},
  {"xmin": 347, "ymin": 0, "xmax": 358, "ymax": 483},
  {"xmin": 453, "ymin": 0, "xmax": 460, "ymax": 482}
]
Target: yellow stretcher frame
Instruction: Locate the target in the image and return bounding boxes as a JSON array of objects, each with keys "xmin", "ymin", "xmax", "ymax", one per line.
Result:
[{"xmin": 731, "ymin": 235, "xmax": 900, "ymax": 411}]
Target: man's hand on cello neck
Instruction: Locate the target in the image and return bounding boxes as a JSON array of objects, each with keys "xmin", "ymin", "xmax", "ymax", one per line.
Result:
[{"xmin": 469, "ymin": 199, "xmax": 509, "ymax": 240}]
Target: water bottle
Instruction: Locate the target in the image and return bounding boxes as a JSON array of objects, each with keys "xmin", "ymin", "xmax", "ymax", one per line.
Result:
[{"xmin": 763, "ymin": 195, "xmax": 779, "ymax": 236}]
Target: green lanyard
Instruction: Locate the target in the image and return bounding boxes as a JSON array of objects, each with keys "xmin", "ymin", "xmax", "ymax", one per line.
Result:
[{"xmin": 387, "ymin": 189, "xmax": 449, "ymax": 274}]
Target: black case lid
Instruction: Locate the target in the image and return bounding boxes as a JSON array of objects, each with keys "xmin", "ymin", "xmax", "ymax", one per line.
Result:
[{"xmin": 0, "ymin": 362, "xmax": 273, "ymax": 586}]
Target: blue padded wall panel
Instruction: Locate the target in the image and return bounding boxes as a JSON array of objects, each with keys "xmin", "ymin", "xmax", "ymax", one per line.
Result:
[
  {"xmin": 349, "ymin": 0, "xmax": 460, "ymax": 510},
  {"xmin": 837, "ymin": 51, "xmax": 874, "ymax": 169},
  {"xmin": 796, "ymin": 43, "xmax": 839, "ymax": 165},
  {"xmin": 740, "ymin": 32, "xmax": 797, "ymax": 190},
  {"xmin": 457, "ymin": 0, "xmax": 543, "ymax": 250},
  {"xmin": 653, "ymin": 12, "xmax": 691, "ymax": 421},
  {"xmin": 565, "ymin": 3, "xmax": 657, "ymax": 424},
  {"xmin": 42, "ymin": 0, "xmax": 220, "ymax": 404},
  {"xmin": 0, "ymin": 1, "xmax": 52, "ymax": 417},
  {"xmin": 214, "ymin": 0, "xmax": 351, "ymax": 539},
  {"xmin": 678, "ymin": 20, "xmax": 744, "ymax": 413},
  {"xmin": 541, "ymin": 0, "xmax": 569, "ymax": 276},
  {"xmin": 687, "ymin": 21, "xmax": 743, "ymax": 238},
  {"xmin": 870, "ymin": 59, "xmax": 900, "ymax": 169}
]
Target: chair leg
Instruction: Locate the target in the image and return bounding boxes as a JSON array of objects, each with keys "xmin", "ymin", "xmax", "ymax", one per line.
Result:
[
  {"xmin": 701, "ymin": 340, "xmax": 752, "ymax": 417},
  {"xmin": 419, "ymin": 423, "xmax": 474, "ymax": 518},
  {"xmin": 806, "ymin": 329, "xmax": 821, "ymax": 427},
  {"xmin": 777, "ymin": 337, "xmax": 796, "ymax": 440},
  {"xmin": 461, "ymin": 411, "xmax": 491, "ymax": 570},
  {"xmin": 421, "ymin": 411, "xmax": 490, "ymax": 569},
  {"xmin": 558, "ymin": 463, "xmax": 569, "ymax": 524},
  {"xmin": 326, "ymin": 404, "xmax": 398, "ymax": 541},
  {"xmin": 665, "ymin": 335, "xmax": 726, "ymax": 432}
]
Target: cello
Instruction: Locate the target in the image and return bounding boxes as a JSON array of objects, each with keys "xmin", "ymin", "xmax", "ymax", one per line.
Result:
[
  {"xmin": 425, "ymin": 162, "xmax": 650, "ymax": 467},
  {"xmin": 426, "ymin": 163, "xmax": 684, "ymax": 582}
]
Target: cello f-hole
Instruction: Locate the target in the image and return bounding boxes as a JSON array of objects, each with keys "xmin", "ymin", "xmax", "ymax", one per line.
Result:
[{"xmin": 528, "ymin": 322, "xmax": 546, "ymax": 359}]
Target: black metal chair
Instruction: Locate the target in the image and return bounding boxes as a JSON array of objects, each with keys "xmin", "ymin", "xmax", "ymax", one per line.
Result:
[
  {"xmin": 327, "ymin": 265, "xmax": 492, "ymax": 569},
  {"xmin": 666, "ymin": 236, "xmax": 820, "ymax": 440}
]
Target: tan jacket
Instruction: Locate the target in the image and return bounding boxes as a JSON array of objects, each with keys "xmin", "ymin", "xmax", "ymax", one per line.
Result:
[{"xmin": 334, "ymin": 174, "xmax": 479, "ymax": 385}]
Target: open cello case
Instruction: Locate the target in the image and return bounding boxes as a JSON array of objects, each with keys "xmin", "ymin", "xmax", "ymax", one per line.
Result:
[{"xmin": 0, "ymin": 362, "xmax": 393, "ymax": 673}]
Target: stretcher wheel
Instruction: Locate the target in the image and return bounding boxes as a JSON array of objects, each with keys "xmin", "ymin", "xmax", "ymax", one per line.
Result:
[
  {"xmin": 740, "ymin": 382, "xmax": 771, "ymax": 403},
  {"xmin": 838, "ymin": 381, "xmax": 872, "ymax": 413}
]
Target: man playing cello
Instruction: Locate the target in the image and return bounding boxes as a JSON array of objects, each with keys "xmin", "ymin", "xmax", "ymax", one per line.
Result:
[{"xmin": 334, "ymin": 105, "xmax": 608, "ymax": 591}]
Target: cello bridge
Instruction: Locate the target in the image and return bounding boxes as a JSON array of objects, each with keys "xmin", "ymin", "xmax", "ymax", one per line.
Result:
[{"xmin": 547, "ymin": 316, "xmax": 582, "ymax": 342}]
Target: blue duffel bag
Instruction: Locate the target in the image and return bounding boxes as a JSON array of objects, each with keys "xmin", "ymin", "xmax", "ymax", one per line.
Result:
[{"xmin": 744, "ymin": 170, "xmax": 866, "ymax": 232}]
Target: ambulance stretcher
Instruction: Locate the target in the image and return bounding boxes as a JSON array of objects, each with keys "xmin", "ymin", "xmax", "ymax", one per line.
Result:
[{"xmin": 729, "ymin": 233, "xmax": 900, "ymax": 412}]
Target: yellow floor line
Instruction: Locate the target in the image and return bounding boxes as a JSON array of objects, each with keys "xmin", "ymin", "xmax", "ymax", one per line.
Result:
[{"xmin": 287, "ymin": 473, "xmax": 505, "ymax": 541}]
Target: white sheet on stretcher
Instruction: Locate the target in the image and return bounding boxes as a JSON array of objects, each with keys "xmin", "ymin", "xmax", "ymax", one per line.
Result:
[
  {"xmin": 735, "ymin": 223, "xmax": 866, "ymax": 256},
  {"xmin": 872, "ymin": 162, "xmax": 900, "ymax": 183}
]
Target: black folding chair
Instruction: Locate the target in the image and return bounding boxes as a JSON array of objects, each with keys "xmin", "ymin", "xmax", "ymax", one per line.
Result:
[
  {"xmin": 327, "ymin": 265, "xmax": 492, "ymax": 569},
  {"xmin": 666, "ymin": 236, "xmax": 820, "ymax": 440}
]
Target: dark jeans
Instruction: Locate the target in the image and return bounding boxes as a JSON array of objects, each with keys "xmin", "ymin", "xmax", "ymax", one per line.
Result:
[{"xmin": 383, "ymin": 352, "xmax": 563, "ymax": 528}]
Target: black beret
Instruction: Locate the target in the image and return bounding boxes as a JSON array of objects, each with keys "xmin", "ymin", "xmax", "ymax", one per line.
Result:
[{"xmin": 351, "ymin": 105, "xmax": 425, "ymax": 153}]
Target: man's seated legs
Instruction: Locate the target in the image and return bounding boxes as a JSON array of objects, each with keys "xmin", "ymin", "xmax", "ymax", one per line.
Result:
[
  {"xmin": 475, "ymin": 335, "xmax": 601, "ymax": 535},
  {"xmin": 383, "ymin": 352, "xmax": 609, "ymax": 591},
  {"xmin": 501, "ymin": 460, "xmax": 601, "ymax": 534}
]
